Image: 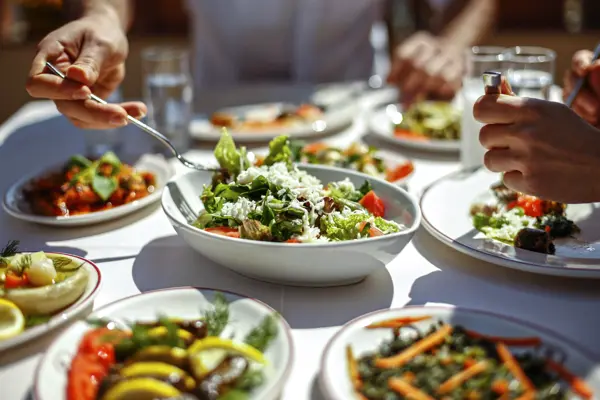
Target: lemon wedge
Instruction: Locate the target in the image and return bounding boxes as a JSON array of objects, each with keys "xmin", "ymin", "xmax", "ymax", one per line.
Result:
[
  {"xmin": 101, "ymin": 377, "xmax": 180, "ymax": 400},
  {"xmin": 0, "ymin": 299, "xmax": 25, "ymax": 340},
  {"xmin": 120, "ymin": 362, "xmax": 196, "ymax": 391},
  {"xmin": 188, "ymin": 337, "xmax": 266, "ymax": 378},
  {"xmin": 147, "ymin": 326, "xmax": 193, "ymax": 342}
]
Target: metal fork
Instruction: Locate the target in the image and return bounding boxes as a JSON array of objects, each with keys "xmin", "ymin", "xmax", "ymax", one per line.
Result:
[
  {"xmin": 565, "ymin": 43, "xmax": 600, "ymax": 108},
  {"xmin": 167, "ymin": 182, "xmax": 197, "ymax": 223},
  {"xmin": 45, "ymin": 61, "xmax": 222, "ymax": 173}
]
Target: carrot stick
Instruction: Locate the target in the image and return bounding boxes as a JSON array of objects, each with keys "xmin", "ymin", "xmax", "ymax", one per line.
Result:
[
  {"xmin": 546, "ymin": 359, "xmax": 593, "ymax": 400},
  {"xmin": 465, "ymin": 330, "xmax": 541, "ymax": 347},
  {"xmin": 388, "ymin": 378, "xmax": 435, "ymax": 400},
  {"xmin": 496, "ymin": 343, "xmax": 536, "ymax": 394},
  {"xmin": 366, "ymin": 316, "xmax": 430, "ymax": 329},
  {"xmin": 515, "ymin": 393, "xmax": 535, "ymax": 400},
  {"xmin": 437, "ymin": 360, "xmax": 489, "ymax": 394},
  {"xmin": 346, "ymin": 345, "xmax": 362, "ymax": 391},
  {"xmin": 491, "ymin": 379, "xmax": 510, "ymax": 395},
  {"xmin": 375, "ymin": 324, "xmax": 452, "ymax": 369}
]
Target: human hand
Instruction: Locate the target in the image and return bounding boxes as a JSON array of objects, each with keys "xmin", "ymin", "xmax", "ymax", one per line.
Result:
[
  {"xmin": 26, "ymin": 12, "xmax": 146, "ymax": 129},
  {"xmin": 388, "ymin": 31, "xmax": 463, "ymax": 107},
  {"xmin": 474, "ymin": 79, "xmax": 600, "ymax": 203},
  {"xmin": 563, "ymin": 49, "xmax": 600, "ymax": 127}
]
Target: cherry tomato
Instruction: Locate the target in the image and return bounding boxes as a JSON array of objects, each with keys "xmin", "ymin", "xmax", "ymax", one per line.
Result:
[
  {"xmin": 359, "ymin": 191, "xmax": 385, "ymax": 217},
  {"xmin": 386, "ymin": 161, "xmax": 415, "ymax": 182},
  {"xmin": 67, "ymin": 353, "xmax": 109, "ymax": 400},
  {"xmin": 507, "ymin": 195, "xmax": 544, "ymax": 218},
  {"xmin": 302, "ymin": 142, "xmax": 328, "ymax": 154},
  {"xmin": 4, "ymin": 272, "xmax": 29, "ymax": 288},
  {"xmin": 205, "ymin": 227, "xmax": 241, "ymax": 238}
]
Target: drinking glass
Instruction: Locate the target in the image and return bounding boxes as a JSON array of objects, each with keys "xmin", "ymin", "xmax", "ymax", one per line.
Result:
[
  {"xmin": 502, "ymin": 46, "xmax": 556, "ymax": 100},
  {"xmin": 142, "ymin": 47, "xmax": 193, "ymax": 155},
  {"xmin": 84, "ymin": 87, "xmax": 124, "ymax": 158},
  {"xmin": 460, "ymin": 46, "xmax": 505, "ymax": 169}
]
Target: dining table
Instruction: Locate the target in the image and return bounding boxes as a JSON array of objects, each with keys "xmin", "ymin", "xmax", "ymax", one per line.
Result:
[{"xmin": 1, "ymin": 88, "xmax": 599, "ymax": 400}]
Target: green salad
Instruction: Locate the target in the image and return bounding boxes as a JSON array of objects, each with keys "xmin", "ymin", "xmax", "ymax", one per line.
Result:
[{"xmin": 192, "ymin": 131, "xmax": 404, "ymax": 243}]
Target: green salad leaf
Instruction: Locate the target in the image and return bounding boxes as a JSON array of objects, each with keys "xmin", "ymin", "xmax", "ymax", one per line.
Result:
[
  {"xmin": 214, "ymin": 128, "xmax": 251, "ymax": 176},
  {"xmin": 321, "ymin": 212, "xmax": 400, "ymax": 241},
  {"xmin": 263, "ymin": 135, "xmax": 292, "ymax": 167},
  {"xmin": 98, "ymin": 151, "xmax": 122, "ymax": 169}
]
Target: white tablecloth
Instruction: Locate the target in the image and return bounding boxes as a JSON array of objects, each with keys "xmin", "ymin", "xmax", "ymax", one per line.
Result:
[{"xmin": 1, "ymin": 96, "xmax": 599, "ymax": 400}]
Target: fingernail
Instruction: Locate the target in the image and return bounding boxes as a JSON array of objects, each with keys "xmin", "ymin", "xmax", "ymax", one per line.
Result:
[
  {"xmin": 110, "ymin": 116, "xmax": 127, "ymax": 126},
  {"xmin": 135, "ymin": 111, "xmax": 146, "ymax": 119},
  {"xmin": 72, "ymin": 89, "xmax": 89, "ymax": 100}
]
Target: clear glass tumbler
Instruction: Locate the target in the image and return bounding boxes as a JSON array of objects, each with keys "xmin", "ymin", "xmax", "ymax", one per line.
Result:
[
  {"xmin": 502, "ymin": 46, "xmax": 556, "ymax": 100},
  {"xmin": 84, "ymin": 87, "xmax": 124, "ymax": 158},
  {"xmin": 460, "ymin": 46, "xmax": 505, "ymax": 170},
  {"xmin": 142, "ymin": 47, "xmax": 193, "ymax": 155}
]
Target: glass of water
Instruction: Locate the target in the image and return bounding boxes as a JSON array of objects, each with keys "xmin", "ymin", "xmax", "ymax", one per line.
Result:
[
  {"xmin": 502, "ymin": 46, "xmax": 556, "ymax": 100},
  {"xmin": 84, "ymin": 87, "xmax": 124, "ymax": 158},
  {"xmin": 460, "ymin": 46, "xmax": 506, "ymax": 169},
  {"xmin": 142, "ymin": 47, "xmax": 193, "ymax": 155}
]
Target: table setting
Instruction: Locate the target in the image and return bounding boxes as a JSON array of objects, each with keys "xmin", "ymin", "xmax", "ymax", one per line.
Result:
[{"xmin": 1, "ymin": 44, "xmax": 600, "ymax": 400}]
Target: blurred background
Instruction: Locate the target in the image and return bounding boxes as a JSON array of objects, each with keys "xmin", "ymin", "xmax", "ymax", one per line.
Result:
[{"xmin": 0, "ymin": 0, "xmax": 599, "ymax": 124}]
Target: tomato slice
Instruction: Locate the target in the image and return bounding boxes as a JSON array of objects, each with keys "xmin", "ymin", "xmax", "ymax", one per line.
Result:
[
  {"xmin": 393, "ymin": 128, "xmax": 429, "ymax": 141},
  {"xmin": 285, "ymin": 238, "xmax": 301, "ymax": 243},
  {"xmin": 508, "ymin": 195, "xmax": 544, "ymax": 218},
  {"xmin": 359, "ymin": 191, "xmax": 385, "ymax": 218},
  {"xmin": 205, "ymin": 227, "xmax": 241, "ymax": 238},
  {"xmin": 67, "ymin": 353, "xmax": 109, "ymax": 400},
  {"xmin": 385, "ymin": 161, "xmax": 414, "ymax": 182},
  {"xmin": 4, "ymin": 272, "xmax": 29, "ymax": 288}
]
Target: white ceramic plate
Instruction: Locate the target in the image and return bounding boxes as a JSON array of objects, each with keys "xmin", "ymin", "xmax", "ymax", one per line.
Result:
[
  {"xmin": 421, "ymin": 167, "xmax": 600, "ymax": 277},
  {"xmin": 320, "ymin": 305, "xmax": 600, "ymax": 400},
  {"xmin": 0, "ymin": 252, "xmax": 101, "ymax": 352},
  {"xmin": 369, "ymin": 103, "xmax": 461, "ymax": 152},
  {"xmin": 162, "ymin": 164, "xmax": 421, "ymax": 286},
  {"xmin": 191, "ymin": 101, "xmax": 356, "ymax": 142},
  {"xmin": 34, "ymin": 287, "xmax": 293, "ymax": 400},
  {"xmin": 3, "ymin": 154, "xmax": 174, "ymax": 227}
]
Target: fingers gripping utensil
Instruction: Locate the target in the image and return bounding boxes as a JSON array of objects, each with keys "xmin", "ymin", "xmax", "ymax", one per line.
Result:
[
  {"xmin": 45, "ymin": 62, "xmax": 222, "ymax": 173},
  {"xmin": 483, "ymin": 71, "xmax": 503, "ymax": 95},
  {"xmin": 565, "ymin": 43, "xmax": 600, "ymax": 108}
]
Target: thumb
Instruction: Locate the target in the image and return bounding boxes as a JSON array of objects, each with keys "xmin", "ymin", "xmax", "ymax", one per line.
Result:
[
  {"xmin": 500, "ymin": 76, "xmax": 515, "ymax": 96},
  {"xmin": 65, "ymin": 43, "xmax": 106, "ymax": 86}
]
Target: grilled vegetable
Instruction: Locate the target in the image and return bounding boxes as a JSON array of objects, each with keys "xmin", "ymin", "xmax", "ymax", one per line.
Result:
[{"xmin": 515, "ymin": 227, "xmax": 555, "ymax": 254}]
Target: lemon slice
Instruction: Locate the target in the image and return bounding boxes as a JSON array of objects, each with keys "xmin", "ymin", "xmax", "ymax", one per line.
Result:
[
  {"xmin": 120, "ymin": 362, "xmax": 196, "ymax": 391},
  {"xmin": 101, "ymin": 377, "xmax": 180, "ymax": 400},
  {"xmin": 147, "ymin": 326, "xmax": 193, "ymax": 342},
  {"xmin": 188, "ymin": 337, "xmax": 266, "ymax": 378},
  {"xmin": 0, "ymin": 299, "xmax": 25, "ymax": 340}
]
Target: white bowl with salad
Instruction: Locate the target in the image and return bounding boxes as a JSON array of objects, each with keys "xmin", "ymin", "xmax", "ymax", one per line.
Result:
[
  {"xmin": 34, "ymin": 287, "xmax": 293, "ymax": 400},
  {"xmin": 162, "ymin": 131, "xmax": 421, "ymax": 287},
  {"xmin": 0, "ymin": 241, "xmax": 101, "ymax": 351}
]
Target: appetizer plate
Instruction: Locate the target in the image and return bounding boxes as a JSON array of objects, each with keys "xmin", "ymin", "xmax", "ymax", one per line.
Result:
[
  {"xmin": 191, "ymin": 101, "xmax": 356, "ymax": 142},
  {"xmin": 421, "ymin": 167, "xmax": 600, "ymax": 277},
  {"xmin": 162, "ymin": 165, "xmax": 421, "ymax": 287},
  {"xmin": 33, "ymin": 287, "xmax": 293, "ymax": 400},
  {"xmin": 0, "ymin": 253, "xmax": 101, "ymax": 352},
  {"xmin": 320, "ymin": 305, "xmax": 600, "ymax": 400},
  {"xmin": 3, "ymin": 154, "xmax": 174, "ymax": 227},
  {"xmin": 369, "ymin": 103, "xmax": 461, "ymax": 152}
]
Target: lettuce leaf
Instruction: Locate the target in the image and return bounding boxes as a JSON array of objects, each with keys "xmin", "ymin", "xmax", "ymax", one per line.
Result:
[
  {"xmin": 214, "ymin": 128, "xmax": 250, "ymax": 176},
  {"xmin": 321, "ymin": 212, "xmax": 400, "ymax": 241},
  {"xmin": 263, "ymin": 135, "xmax": 292, "ymax": 166}
]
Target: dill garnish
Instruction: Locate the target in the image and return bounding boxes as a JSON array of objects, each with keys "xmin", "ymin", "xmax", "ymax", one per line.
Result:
[
  {"xmin": 204, "ymin": 292, "xmax": 229, "ymax": 337},
  {"xmin": 0, "ymin": 240, "xmax": 19, "ymax": 257},
  {"xmin": 244, "ymin": 313, "xmax": 279, "ymax": 352}
]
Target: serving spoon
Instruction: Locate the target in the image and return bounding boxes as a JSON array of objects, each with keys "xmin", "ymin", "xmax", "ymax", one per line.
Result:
[{"xmin": 45, "ymin": 61, "xmax": 222, "ymax": 173}]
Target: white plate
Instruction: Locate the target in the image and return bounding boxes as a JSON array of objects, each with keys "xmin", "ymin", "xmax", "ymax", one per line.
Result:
[
  {"xmin": 320, "ymin": 305, "xmax": 600, "ymax": 400},
  {"xmin": 3, "ymin": 154, "xmax": 174, "ymax": 227},
  {"xmin": 33, "ymin": 287, "xmax": 293, "ymax": 400},
  {"xmin": 421, "ymin": 167, "xmax": 600, "ymax": 277},
  {"xmin": 162, "ymin": 164, "xmax": 421, "ymax": 287},
  {"xmin": 191, "ymin": 101, "xmax": 356, "ymax": 142},
  {"xmin": 369, "ymin": 103, "xmax": 460, "ymax": 152},
  {"xmin": 0, "ymin": 252, "xmax": 101, "ymax": 352}
]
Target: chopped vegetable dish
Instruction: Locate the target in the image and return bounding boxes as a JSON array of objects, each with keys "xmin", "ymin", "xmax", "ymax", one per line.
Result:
[{"xmin": 394, "ymin": 101, "xmax": 460, "ymax": 141}]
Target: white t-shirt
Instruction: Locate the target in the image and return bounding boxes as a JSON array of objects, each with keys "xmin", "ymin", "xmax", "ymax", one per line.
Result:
[{"xmin": 184, "ymin": 0, "xmax": 385, "ymax": 89}]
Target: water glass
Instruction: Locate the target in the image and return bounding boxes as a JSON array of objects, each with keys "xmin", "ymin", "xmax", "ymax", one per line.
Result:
[
  {"xmin": 142, "ymin": 47, "xmax": 193, "ymax": 155},
  {"xmin": 460, "ymin": 46, "xmax": 505, "ymax": 169},
  {"xmin": 84, "ymin": 88, "xmax": 124, "ymax": 158},
  {"xmin": 502, "ymin": 46, "xmax": 556, "ymax": 100}
]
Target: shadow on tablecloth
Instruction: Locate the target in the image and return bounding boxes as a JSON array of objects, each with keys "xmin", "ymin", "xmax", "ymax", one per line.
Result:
[
  {"xmin": 407, "ymin": 227, "xmax": 600, "ymax": 357},
  {"xmin": 131, "ymin": 235, "xmax": 394, "ymax": 329}
]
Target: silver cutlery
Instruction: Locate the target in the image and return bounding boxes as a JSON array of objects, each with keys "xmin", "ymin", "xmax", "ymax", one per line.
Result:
[
  {"xmin": 45, "ymin": 61, "xmax": 222, "ymax": 173},
  {"xmin": 565, "ymin": 43, "xmax": 600, "ymax": 108}
]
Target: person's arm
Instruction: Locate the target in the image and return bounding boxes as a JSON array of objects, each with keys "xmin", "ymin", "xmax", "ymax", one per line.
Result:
[
  {"xmin": 439, "ymin": 0, "xmax": 498, "ymax": 48},
  {"xmin": 82, "ymin": 0, "xmax": 133, "ymax": 31}
]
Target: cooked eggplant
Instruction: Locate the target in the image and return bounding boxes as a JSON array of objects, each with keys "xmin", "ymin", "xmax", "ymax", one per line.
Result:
[
  {"xmin": 490, "ymin": 182, "xmax": 518, "ymax": 203},
  {"xmin": 177, "ymin": 320, "xmax": 208, "ymax": 340},
  {"xmin": 539, "ymin": 200, "xmax": 567, "ymax": 216},
  {"xmin": 197, "ymin": 356, "xmax": 249, "ymax": 400},
  {"xmin": 128, "ymin": 346, "xmax": 189, "ymax": 370},
  {"xmin": 469, "ymin": 203, "xmax": 498, "ymax": 217},
  {"xmin": 514, "ymin": 228, "xmax": 555, "ymax": 254}
]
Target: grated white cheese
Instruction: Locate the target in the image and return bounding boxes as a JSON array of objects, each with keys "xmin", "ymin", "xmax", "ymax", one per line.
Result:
[{"xmin": 220, "ymin": 197, "xmax": 259, "ymax": 221}]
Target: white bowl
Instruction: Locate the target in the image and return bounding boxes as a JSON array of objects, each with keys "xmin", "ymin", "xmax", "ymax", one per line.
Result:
[
  {"xmin": 0, "ymin": 252, "xmax": 101, "ymax": 352},
  {"xmin": 320, "ymin": 305, "xmax": 600, "ymax": 400},
  {"xmin": 162, "ymin": 164, "xmax": 421, "ymax": 287},
  {"xmin": 3, "ymin": 154, "xmax": 174, "ymax": 227},
  {"xmin": 34, "ymin": 287, "xmax": 294, "ymax": 400}
]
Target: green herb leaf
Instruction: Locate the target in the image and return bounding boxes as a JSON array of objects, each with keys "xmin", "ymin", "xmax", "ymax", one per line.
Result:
[
  {"xmin": 244, "ymin": 313, "xmax": 279, "ymax": 352},
  {"xmin": 0, "ymin": 240, "xmax": 19, "ymax": 258},
  {"xmin": 204, "ymin": 292, "xmax": 230, "ymax": 337},
  {"xmin": 264, "ymin": 135, "xmax": 292, "ymax": 167},
  {"xmin": 98, "ymin": 151, "xmax": 122, "ymax": 168},
  {"xmin": 217, "ymin": 389, "xmax": 249, "ymax": 400},
  {"xmin": 92, "ymin": 175, "xmax": 118, "ymax": 201},
  {"xmin": 358, "ymin": 180, "xmax": 372, "ymax": 197},
  {"xmin": 235, "ymin": 369, "xmax": 265, "ymax": 391},
  {"xmin": 214, "ymin": 128, "xmax": 243, "ymax": 176},
  {"xmin": 86, "ymin": 318, "xmax": 112, "ymax": 328},
  {"xmin": 67, "ymin": 155, "xmax": 92, "ymax": 169},
  {"xmin": 25, "ymin": 315, "xmax": 52, "ymax": 328}
]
